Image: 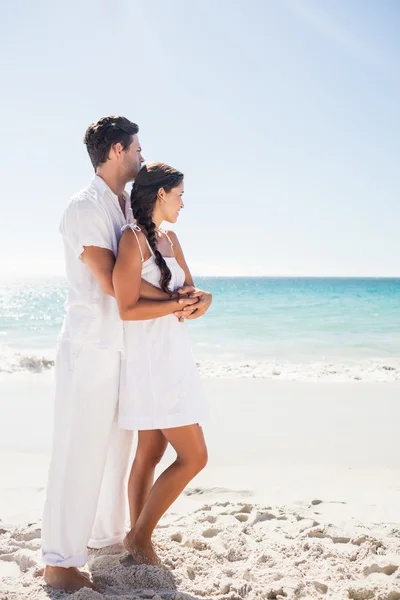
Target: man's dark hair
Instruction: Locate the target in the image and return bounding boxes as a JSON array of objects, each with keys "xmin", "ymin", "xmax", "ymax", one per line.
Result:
[{"xmin": 83, "ymin": 115, "xmax": 139, "ymax": 169}]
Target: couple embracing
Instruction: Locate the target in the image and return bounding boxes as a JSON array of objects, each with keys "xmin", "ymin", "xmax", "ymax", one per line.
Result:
[{"xmin": 41, "ymin": 116, "xmax": 212, "ymax": 591}]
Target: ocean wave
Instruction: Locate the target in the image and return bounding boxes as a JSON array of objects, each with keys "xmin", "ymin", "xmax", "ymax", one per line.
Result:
[
  {"xmin": 0, "ymin": 348, "xmax": 55, "ymax": 374},
  {"xmin": 196, "ymin": 359, "xmax": 400, "ymax": 382},
  {"xmin": 1, "ymin": 347, "xmax": 400, "ymax": 381}
]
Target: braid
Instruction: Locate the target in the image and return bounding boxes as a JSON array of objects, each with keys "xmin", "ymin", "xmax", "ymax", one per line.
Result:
[
  {"xmin": 130, "ymin": 162, "xmax": 184, "ymax": 295},
  {"xmin": 132, "ymin": 194, "xmax": 172, "ymax": 295}
]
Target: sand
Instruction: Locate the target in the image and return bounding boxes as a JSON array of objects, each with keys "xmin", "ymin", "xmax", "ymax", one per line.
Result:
[
  {"xmin": 1, "ymin": 378, "xmax": 400, "ymax": 599},
  {"xmin": 2, "ymin": 496, "xmax": 400, "ymax": 600}
]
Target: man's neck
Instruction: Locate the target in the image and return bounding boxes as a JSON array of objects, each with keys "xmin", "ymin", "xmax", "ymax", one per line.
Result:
[{"xmin": 96, "ymin": 170, "xmax": 126, "ymax": 198}]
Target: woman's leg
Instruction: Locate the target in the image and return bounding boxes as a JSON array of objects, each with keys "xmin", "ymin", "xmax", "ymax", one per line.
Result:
[
  {"xmin": 124, "ymin": 424, "xmax": 208, "ymax": 564},
  {"xmin": 128, "ymin": 430, "xmax": 168, "ymax": 528}
]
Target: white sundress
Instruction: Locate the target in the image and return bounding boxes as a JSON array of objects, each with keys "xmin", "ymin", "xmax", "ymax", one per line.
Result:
[{"xmin": 118, "ymin": 223, "xmax": 210, "ymax": 431}]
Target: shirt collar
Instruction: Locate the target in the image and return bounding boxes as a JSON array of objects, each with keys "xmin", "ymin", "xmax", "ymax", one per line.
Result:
[{"xmin": 92, "ymin": 174, "xmax": 132, "ymax": 222}]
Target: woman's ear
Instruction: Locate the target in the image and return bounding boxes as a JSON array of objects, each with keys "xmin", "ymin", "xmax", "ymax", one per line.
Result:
[{"xmin": 157, "ymin": 187, "xmax": 166, "ymax": 203}]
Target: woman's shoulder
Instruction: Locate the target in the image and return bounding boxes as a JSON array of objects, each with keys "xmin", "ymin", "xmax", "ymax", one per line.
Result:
[
  {"xmin": 121, "ymin": 223, "xmax": 147, "ymax": 241},
  {"xmin": 120, "ymin": 224, "xmax": 149, "ymax": 254},
  {"xmin": 162, "ymin": 229, "xmax": 179, "ymax": 245}
]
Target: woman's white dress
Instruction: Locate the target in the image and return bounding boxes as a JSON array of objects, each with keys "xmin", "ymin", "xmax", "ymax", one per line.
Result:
[{"xmin": 118, "ymin": 224, "xmax": 209, "ymax": 431}]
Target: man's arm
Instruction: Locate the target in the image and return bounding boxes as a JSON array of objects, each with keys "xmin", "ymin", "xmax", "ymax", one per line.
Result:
[
  {"xmin": 81, "ymin": 246, "xmax": 116, "ymax": 296},
  {"xmin": 81, "ymin": 246, "xmax": 172, "ymax": 300},
  {"xmin": 140, "ymin": 279, "xmax": 172, "ymax": 300}
]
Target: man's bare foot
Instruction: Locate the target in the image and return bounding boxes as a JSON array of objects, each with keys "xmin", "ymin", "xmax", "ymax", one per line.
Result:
[
  {"xmin": 123, "ymin": 532, "xmax": 161, "ymax": 566},
  {"xmin": 44, "ymin": 566, "xmax": 98, "ymax": 591}
]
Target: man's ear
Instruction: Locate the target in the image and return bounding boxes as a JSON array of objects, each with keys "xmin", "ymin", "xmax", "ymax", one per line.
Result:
[{"xmin": 110, "ymin": 142, "xmax": 123, "ymax": 160}]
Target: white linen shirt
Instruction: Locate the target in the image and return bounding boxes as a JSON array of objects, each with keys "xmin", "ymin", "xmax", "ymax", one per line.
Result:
[{"xmin": 58, "ymin": 175, "xmax": 133, "ymax": 351}]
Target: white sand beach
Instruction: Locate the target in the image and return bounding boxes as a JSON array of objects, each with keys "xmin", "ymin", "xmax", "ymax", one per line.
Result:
[{"xmin": 1, "ymin": 377, "xmax": 400, "ymax": 599}]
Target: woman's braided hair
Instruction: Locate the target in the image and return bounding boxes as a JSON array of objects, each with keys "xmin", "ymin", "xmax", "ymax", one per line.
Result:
[{"xmin": 131, "ymin": 162, "xmax": 184, "ymax": 294}]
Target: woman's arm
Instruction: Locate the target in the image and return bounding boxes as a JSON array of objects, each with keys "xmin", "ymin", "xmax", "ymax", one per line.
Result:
[
  {"xmin": 113, "ymin": 229, "xmax": 198, "ymax": 321},
  {"xmin": 167, "ymin": 231, "xmax": 195, "ymax": 287},
  {"xmin": 167, "ymin": 231, "xmax": 213, "ymax": 320}
]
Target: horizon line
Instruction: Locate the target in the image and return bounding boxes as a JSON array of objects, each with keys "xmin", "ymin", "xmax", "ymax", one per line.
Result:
[{"xmin": 1, "ymin": 273, "xmax": 400, "ymax": 281}]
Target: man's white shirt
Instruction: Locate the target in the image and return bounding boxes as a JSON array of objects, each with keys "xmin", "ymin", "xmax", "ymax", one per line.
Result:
[{"xmin": 59, "ymin": 175, "xmax": 132, "ymax": 351}]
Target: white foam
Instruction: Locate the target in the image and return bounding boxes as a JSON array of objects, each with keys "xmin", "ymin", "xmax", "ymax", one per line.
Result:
[
  {"xmin": 0, "ymin": 347, "xmax": 55, "ymax": 374},
  {"xmin": 196, "ymin": 358, "xmax": 400, "ymax": 381},
  {"xmin": 1, "ymin": 346, "xmax": 400, "ymax": 381}
]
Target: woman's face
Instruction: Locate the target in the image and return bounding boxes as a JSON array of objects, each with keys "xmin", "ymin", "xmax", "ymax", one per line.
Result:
[{"xmin": 159, "ymin": 180, "xmax": 184, "ymax": 224}]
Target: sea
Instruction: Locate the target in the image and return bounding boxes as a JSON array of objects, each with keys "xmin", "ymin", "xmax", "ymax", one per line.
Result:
[{"xmin": 1, "ymin": 276, "xmax": 400, "ymax": 381}]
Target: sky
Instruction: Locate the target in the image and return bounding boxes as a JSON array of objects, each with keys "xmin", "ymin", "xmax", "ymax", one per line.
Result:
[{"xmin": 0, "ymin": 0, "xmax": 399, "ymax": 277}]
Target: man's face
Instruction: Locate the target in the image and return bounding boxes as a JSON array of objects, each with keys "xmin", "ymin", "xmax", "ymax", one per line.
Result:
[{"xmin": 122, "ymin": 134, "xmax": 144, "ymax": 181}]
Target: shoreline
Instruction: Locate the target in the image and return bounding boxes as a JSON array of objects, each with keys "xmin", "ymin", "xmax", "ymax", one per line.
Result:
[{"xmin": 2, "ymin": 354, "xmax": 400, "ymax": 381}]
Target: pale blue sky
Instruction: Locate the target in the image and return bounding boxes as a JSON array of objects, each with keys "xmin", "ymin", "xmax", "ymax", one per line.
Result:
[{"xmin": 1, "ymin": 0, "xmax": 399, "ymax": 277}]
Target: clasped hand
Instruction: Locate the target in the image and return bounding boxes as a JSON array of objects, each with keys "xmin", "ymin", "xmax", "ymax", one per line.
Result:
[{"xmin": 172, "ymin": 285, "xmax": 212, "ymax": 322}]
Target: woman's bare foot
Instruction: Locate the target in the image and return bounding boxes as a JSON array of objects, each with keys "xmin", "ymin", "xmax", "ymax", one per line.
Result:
[
  {"xmin": 44, "ymin": 566, "xmax": 98, "ymax": 591},
  {"xmin": 123, "ymin": 532, "xmax": 161, "ymax": 566}
]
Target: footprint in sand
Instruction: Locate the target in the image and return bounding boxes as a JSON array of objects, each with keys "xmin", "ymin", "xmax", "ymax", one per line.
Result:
[
  {"xmin": 183, "ymin": 539, "xmax": 209, "ymax": 551},
  {"xmin": 234, "ymin": 514, "xmax": 249, "ymax": 522},
  {"xmin": 348, "ymin": 586, "xmax": 400, "ymax": 600},
  {"xmin": 236, "ymin": 582, "xmax": 252, "ymax": 596},
  {"xmin": 307, "ymin": 528, "xmax": 351, "ymax": 544},
  {"xmin": 12, "ymin": 539, "xmax": 40, "ymax": 552},
  {"xmin": 265, "ymin": 586, "xmax": 287, "ymax": 598},
  {"xmin": 186, "ymin": 566, "xmax": 195, "ymax": 580},
  {"xmin": 201, "ymin": 514, "xmax": 217, "ymax": 524},
  {"xmin": 314, "ymin": 581, "xmax": 328, "ymax": 594},
  {"xmin": 201, "ymin": 528, "xmax": 219, "ymax": 538},
  {"xmin": 363, "ymin": 562, "xmax": 399, "ymax": 576},
  {"xmin": 252, "ymin": 511, "xmax": 276, "ymax": 524},
  {"xmin": 216, "ymin": 501, "xmax": 230, "ymax": 508},
  {"xmin": 13, "ymin": 528, "xmax": 41, "ymax": 543},
  {"xmin": 230, "ymin": 506, "xmax": 253, "ymax": 521},
  {"xmin": 351, "ymin": 535, "xmax": 385, "ymax": 552},
  {"xmin": 226, "ymin": 547, "xmax": 248, "ymax": 562},
  {"xmin": 238, "ymin": 504, "xmax": 253, "ymax": 514}
]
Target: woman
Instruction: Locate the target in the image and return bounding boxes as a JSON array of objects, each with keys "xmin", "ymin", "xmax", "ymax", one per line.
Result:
[{"xmin": 113, "ymin": 162, "xmax": 210, "ymax": 566}]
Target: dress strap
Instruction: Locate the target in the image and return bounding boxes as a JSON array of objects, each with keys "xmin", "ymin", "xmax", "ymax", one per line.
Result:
[
  {"xmin": 121, "ymin": 223, "xmax": 145, "ymax": 263},
  {"xmin": 159, "ymin": 228, "xmax": 174, "ymax": 249},
  {"xmin": 143, "ymin": 236, "xmax": 155, "ymax": 257}
]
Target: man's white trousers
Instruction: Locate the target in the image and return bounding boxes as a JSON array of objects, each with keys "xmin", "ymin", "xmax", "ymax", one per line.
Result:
[{"xmin": 41, "ymin": 341, "xmax": 133, "ymax": 567}]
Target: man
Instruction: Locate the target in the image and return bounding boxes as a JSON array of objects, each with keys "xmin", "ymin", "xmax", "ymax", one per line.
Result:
[{"xmin": 41, "ymin": 116, "xmax": 212, "ymax": 591}]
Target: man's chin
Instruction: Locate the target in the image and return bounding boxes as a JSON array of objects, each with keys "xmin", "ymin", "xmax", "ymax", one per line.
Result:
[{"xmin": 128, "ymin": 169, "xmax": 141, "ymax": 181}]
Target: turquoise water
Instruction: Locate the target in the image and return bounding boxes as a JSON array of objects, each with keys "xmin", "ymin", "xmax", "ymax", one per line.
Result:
[
  {"xmin": 191, "ymin": 277, "xmax": 400, "ymax": 360},
  {"xmin": 1, "ymin": 277, "xmax": 399, "ymax": 379}
]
